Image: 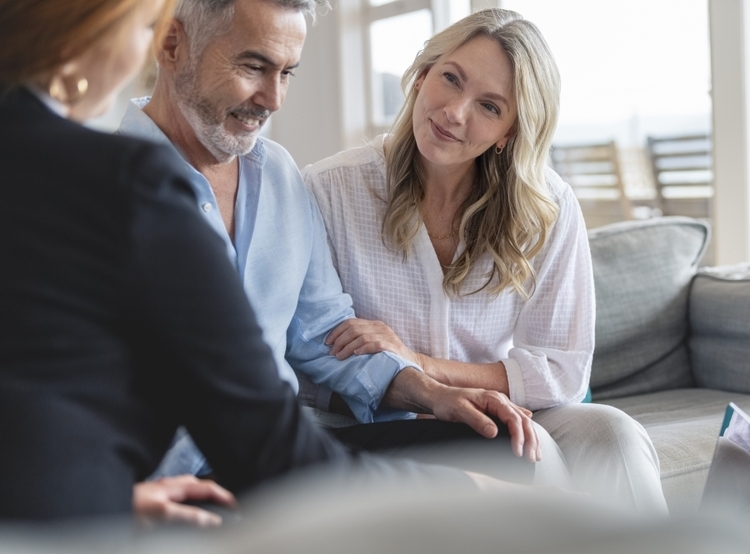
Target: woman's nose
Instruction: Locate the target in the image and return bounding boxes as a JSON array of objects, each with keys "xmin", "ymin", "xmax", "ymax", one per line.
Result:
[{"xmin": 443, "ymin": 95, "xmax": 470, "ymax": 125}]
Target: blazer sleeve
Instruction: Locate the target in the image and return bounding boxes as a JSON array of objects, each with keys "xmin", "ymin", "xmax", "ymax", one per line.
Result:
[{"xmin": 121, "ymin": 144, "xmax": 349, "ymax": 492}]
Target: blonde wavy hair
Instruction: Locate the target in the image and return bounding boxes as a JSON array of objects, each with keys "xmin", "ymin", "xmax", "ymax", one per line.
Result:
[{"xmin": 383, "ymin": 8, "xmax": 560, "ymax": 298}]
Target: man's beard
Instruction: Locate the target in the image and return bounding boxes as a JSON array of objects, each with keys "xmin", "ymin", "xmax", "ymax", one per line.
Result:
[{"xmin": 174, "ymin": 64, "xmax": 270, "ymax": 163}]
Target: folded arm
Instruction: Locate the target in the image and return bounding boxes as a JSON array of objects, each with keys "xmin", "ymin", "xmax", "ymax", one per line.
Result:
[
  {"xmin": 327, "ymin": 318, "xmax": 510, "ymax": 395},
  {"xmin": 284, "ymin": 190, "xmax": 417, "ymax": 423}
]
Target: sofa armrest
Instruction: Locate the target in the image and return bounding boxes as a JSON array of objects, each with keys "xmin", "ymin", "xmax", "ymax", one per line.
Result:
[{"xmin": 689, "ymin": 265, "xmax": 750, "ymax": 393}]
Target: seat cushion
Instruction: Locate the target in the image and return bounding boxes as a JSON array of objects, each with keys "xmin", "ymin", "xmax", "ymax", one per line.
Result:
[
  {"xmin": 601, "ymin": 388, "xmax": 750, "ymax": 515},
  {"xmin": 588, "ymin": 217, "xmax": 709, "ymax": 400}
]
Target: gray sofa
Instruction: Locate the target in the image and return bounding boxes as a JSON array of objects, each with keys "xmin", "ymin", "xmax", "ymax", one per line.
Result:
[{"xmin": 587, "ymin": 216, "xmax": 750, "ymax": 515}]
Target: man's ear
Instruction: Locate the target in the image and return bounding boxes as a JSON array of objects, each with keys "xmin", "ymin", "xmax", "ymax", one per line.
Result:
[{"xmin": 156, "ymin": 19, "xmax": 189, "ymax": 72}]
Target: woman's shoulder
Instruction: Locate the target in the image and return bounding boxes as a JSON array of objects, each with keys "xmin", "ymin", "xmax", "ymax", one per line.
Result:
[
  {"xmin": 48, "ymin": 114, "xmax": 191, "ymax": 189},
  {"xmin": 95, "ymin": 133, "xmax": 194, "ymax": 198},
  {"xmin": 2, "ymin": 97, "xmax": 193, "ymax": 201},
  {"xmin": 543, "ymin": 166, "xmax": 574, "ymax": 203},
  {"xmin": 543, "ymin": 166, "xmax": 582, "ymax": 219},
  {"xmin": 302, "ymin": 135, "xmax": 387, "ymax": 193}
]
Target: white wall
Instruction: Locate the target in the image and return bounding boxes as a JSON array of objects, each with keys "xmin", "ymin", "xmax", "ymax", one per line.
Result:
[
  {"xmin": 710, "ymin": 0, "xmax": 750, "ymax": 264},
  {"xmin": 269, "ymin": 0, "xmax": 368, "ymax": 168}
]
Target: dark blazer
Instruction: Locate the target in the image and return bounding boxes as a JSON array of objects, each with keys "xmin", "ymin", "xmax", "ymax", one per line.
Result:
[{"xmin": 0, "ymin": 89, "xmax": 347, "ymax": 521}]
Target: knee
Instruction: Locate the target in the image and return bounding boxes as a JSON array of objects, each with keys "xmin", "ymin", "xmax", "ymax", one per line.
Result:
[{"xmin": 573, "ymin": 405, "xmax": 655, "ymax": 457}]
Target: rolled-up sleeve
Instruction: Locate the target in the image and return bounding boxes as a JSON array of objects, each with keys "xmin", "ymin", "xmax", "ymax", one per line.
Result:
[{"xmin": 503, "ymin": 175, "xmax": 595, "ymax": 411}]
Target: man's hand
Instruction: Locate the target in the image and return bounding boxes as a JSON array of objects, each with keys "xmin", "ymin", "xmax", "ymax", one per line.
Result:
[
  {"xmin": 133, "ymin": 475, "xmax": 237, "ymax": 528},
  {"xmin": 382, "ymin": 368, "xmax": 540, "ymax": 462},
  {"xmin": 326, "ymin": 318, "xmax": 422, "ymax": 366}
]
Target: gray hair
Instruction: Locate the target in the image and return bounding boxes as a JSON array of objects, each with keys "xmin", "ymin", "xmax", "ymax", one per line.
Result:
[{"xmin": 175, "ymin": 0, "xmax": 329, "ymax": 57}]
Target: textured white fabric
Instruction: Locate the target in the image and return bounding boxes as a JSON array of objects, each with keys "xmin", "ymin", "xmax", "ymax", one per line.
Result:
[
  {"xmin": 303, "ymin": 135, "xmax": 595, "ymax": 411},
  {"xmin": 533, "ymin": 404, "xmax": 668, "ymax": 515},
  {"xmin": 304, "ymin": 137, "xmax": 667, "ymax": 515}
]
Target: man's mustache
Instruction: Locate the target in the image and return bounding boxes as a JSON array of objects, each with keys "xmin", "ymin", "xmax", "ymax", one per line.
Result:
[{"xmin": 231, "ymin": 107, "xmax": 271, "ymax": 121}]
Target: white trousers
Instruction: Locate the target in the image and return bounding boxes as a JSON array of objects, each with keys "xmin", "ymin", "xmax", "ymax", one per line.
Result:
[{"xmin": 531, "ymin": 403, "xmax": 669, "ymax": 516}]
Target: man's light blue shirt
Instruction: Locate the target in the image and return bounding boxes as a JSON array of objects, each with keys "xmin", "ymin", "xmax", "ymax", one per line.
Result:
[{"xmin": 118, "ymin": 98, "xmax": 416, "ymax": 427}]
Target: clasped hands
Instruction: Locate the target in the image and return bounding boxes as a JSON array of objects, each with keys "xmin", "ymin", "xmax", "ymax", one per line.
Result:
[{"xmin": 326, "ymin": 318, "xmax": 540, "ymax": 463}]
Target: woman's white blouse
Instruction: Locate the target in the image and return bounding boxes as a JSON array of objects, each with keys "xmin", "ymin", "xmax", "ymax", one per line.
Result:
[{"xmin": 303, "ymin": 136, "xmax": 595, "ymax": 411}]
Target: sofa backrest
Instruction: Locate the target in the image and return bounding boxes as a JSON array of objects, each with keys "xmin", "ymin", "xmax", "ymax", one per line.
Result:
[
  {"xmin": 690, "ymin": 265, "xmax": 750, "ymax": 394},
  {"xmin": 588, "ymin": 217, "xmax": 709, "ymax": 400}
]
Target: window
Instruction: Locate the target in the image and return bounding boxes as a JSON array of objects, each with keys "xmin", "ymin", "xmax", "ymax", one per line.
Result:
[
  {"xmin": 504, "ymin": 0, "xmax": 712, "ymax": 241},
  {"xmin": 363, "ymin": 0, "xmax": 472, "ymax": 135}
]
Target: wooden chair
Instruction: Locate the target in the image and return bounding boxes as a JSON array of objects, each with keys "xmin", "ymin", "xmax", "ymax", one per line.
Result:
[
  {"xmin": 551, "ymin": 140, "xmax": 633, "ymax": 229},
  {"xmin": 646, "ymin": 134, "xmax": 713, "ymax": 220}
]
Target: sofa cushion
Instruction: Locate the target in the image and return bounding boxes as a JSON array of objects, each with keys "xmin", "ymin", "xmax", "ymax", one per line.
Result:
[
  {"xmin": 690, "ymin": 265, "xmax": 750, "ymax": 393},
  {"xmin": 588, "ymin": 217, "xmax": 708, "ymax": 400},
  {"xmin": 601, "ymin": 388, "xmax": 750, "ymax": 515}
]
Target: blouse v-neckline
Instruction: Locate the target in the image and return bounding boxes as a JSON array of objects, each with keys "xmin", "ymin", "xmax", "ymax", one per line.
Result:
[
  {"xmin": 374, "ymin": 135, "xmax": 463, "ymax": 358},
  {"xmin": 413, "ymin": 225, "xmax": 466, "ymax": 359}
]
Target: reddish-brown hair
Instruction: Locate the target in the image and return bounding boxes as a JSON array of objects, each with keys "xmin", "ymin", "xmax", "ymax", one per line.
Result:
[{"xmin": 0, "ymin": 0, "xmax": 175, "ymax": 85}]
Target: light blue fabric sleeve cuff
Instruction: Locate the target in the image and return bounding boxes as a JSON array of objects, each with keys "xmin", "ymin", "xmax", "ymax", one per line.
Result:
[
  {"xmin": 148, "ymin": 427, "xmax": 210, "ymax": 479},
  {"xmin": 343, "ymin": 352, "xmax": 421, "ymax": 423}
]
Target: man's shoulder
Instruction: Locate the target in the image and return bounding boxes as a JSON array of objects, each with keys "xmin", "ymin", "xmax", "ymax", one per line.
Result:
[
  {"xmin": 246, "ymin": 138, "xmax": 312, "ymax": 210},
  {"xmin": 254, "ymin": 137, "xmax": 298, "ymax": 172}
]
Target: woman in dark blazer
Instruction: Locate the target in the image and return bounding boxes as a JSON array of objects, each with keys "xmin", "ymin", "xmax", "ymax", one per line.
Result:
[{"xmin": 0, "ymin": 0, "xmax": 349, "ymax": 522}]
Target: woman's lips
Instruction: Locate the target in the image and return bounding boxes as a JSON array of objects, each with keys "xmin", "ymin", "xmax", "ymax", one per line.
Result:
[{"xmin": 430, "ymin": 119, "xmax": 459, "ymax": 142}]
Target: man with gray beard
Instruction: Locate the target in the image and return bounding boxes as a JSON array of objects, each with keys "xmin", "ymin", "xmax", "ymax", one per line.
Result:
[{"xmin": 118, "ymin": 0, "xmax": 542, "ymax": 525}]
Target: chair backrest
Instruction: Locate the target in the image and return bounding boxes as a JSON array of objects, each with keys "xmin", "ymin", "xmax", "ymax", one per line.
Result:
[
  {"xmin": 646, "ymin": 134, "xmax": 713, "ymax": 219},
  {"xmin": 551, "ymin": 140, "xmax": 633, "ymax": 228}
]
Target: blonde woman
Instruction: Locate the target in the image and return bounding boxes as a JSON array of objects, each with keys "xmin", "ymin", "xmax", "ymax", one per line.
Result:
[{"xmin": 305, "ymin": 9, "xmax": 667, "ymax": 514}]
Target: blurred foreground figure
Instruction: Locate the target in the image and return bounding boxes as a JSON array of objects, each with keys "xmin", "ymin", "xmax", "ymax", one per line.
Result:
[
  {"xmin": 0, "ymin": 0, "xmax": 348, "ymax": 520},
  {"xmin": 1, "ymin": 458, "xmax": 749, "ymax": 554}
]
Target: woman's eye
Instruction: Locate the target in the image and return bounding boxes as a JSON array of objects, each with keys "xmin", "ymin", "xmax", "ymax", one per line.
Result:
[
  {"xmin": 443, "ymin": 72, "xmax": 458, "ymax": 84},
  {"xmin": 482, "ymin": 103, "xmax": 500, "ymax": 115}
]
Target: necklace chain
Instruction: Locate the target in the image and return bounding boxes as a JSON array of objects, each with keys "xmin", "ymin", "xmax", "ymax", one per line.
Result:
[{"xmin": 426, "ymin": 228, "xmax": 458, "ymax": 240}]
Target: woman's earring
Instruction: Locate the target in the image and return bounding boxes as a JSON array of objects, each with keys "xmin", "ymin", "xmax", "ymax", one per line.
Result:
[
  {"xmin": 49, "ymin": 77, "xmax": 88, "ymax": 105},
  {"xmin": 69, "ymin": 78, "xmax": 89, "ymax": 104},
  {"xmin": 495, "ymin": 144, "xmax": 505, "ymax": 155},
  {"xmin": 48, "ymin": 80, "xmax": 62, "ymax": 101}
]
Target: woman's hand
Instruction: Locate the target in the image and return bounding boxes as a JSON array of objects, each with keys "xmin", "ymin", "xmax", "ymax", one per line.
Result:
[
  {"xmin": 383, "ymin": 368, "xmax": 540, "ymax": 462},
  {"xmin": 326, "ymin": 318, "xmax": 423, "ymax": 367},
  {"xmin": 133, "ymin": 475, "xmax": 237, "ymax": 528},
  {"xmin": 429, "ymin": 385, "xmax": 540, "ymax": 462}
]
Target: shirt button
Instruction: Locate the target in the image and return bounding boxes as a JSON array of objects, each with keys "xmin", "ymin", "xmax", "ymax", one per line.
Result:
[{"xmin": 201, "ymin": 202, "xmax": 213, "ymax": 213}]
